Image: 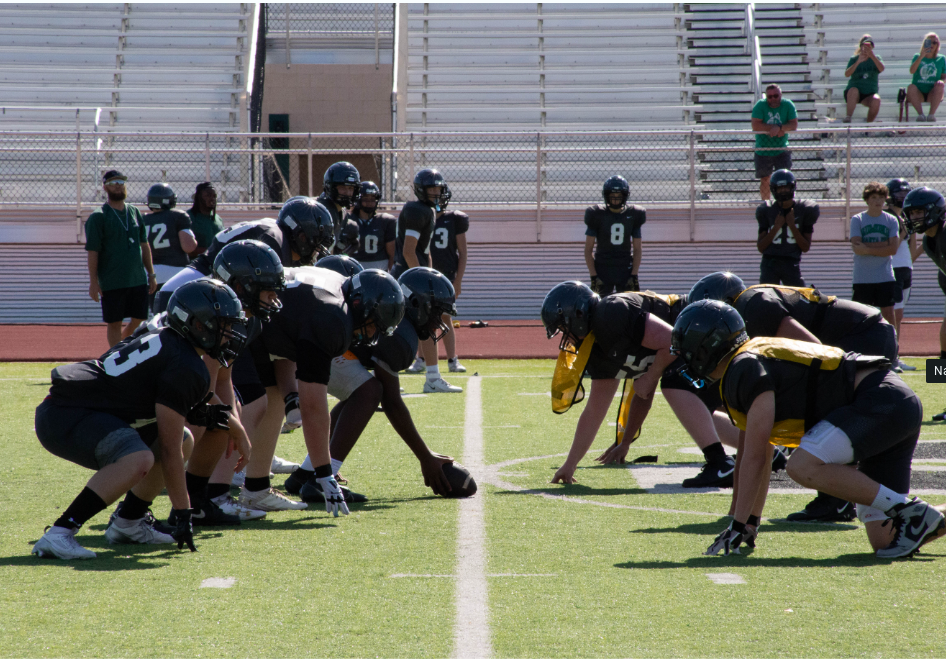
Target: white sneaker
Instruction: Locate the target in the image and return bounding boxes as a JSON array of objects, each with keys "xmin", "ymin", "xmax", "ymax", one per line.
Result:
[
  {"xmin": 406, "ymin": 357, "xmax": 425, "ymax": 374},
  {"xmin": 232, "ymin": 468, "xmax": 246, "ymax": 488},
  {"xmin": 105, "ymin": 516, "xmax": 175, "ymax": 545},
  {"xmin": 211, "ymin": 494, "xmax": 268, "ymax": 521},
  {"xmin": 32, "ymin": 526, "xmax": 96, "ymax": 560},
  {"xmin": 280, "ymin": 421, "xmax": 297, "ymax": 434},
  {"xmin": 448, "ymin": 358, "xmax": 467, "ymax": 373},
  {"xmin": 239, "ymin": 486, "xmax": 308, "ymax": 512},
  {"xmin": 271, "ymin": 455, "xmax": 300, "ymax": 474},
  {"xmin": 424, "ymin": 377, "xmax": 463, "ymax": 393},
  {"xmin": 898, "ymin": 360, "xmax": 917, "ymax": 371}
]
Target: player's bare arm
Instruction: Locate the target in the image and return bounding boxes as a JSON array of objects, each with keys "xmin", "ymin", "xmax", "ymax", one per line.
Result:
[
  {"xmin": 552, "ymin": 378, "xmax": 620, "ymax": 484},
  {"xmin": 156, "ymin": 403, "xmax": 192, "ymax": 511}
]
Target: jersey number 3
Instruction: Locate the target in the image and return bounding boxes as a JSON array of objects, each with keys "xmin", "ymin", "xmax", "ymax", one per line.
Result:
[
  {"xmin": 434, "ymin": 227, "xmax": 449, "ymax": 250},
  {"xmin": 104, "ymin": 334, "xmax": 163, "ymax": 377}
]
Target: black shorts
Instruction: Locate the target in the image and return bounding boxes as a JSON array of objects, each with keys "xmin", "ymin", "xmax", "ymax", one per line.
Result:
[
  {"xmin": 759, "ymin": 256, "xmax": 805, "ymax": 286},
  {"xmin": 101, "ymin": 284, "xmax": 149, "ymax": 323},
  {"xmin": 893, "ymin": 266, "xmax": 913, "ymax": 305},
  {"xmin": 249, "ymin": 336, "xmax": 278, "ymax": 389},
  {"xmin": 595, "ymin": 258, "xmax": 635, "ymax": 296},
  {"xmin": 852, "ymin": 281, "xmax": 898, "ymax": 310},
  {"xmin": 836, "ymin": 321, "xmax": 898, "ymax": 362},
  {"xmin": 660, "ymin": 357, "xmax": 723, "ymax": 411},
  {"xmin": 823, "ymin": 370, "xmax": 921, "ymax": 491},
  {"xmin": 231, "ymin": 348, "xmax": 266, "ymax": 405},
  {"xmin": 846, "ymin": 88, "xmax": 875, "ymax": 104},
  {"xmin": 754, "ymin": 151, "xmax": 792, "ymax": 179},
  {"xmin": 35, "ymin": 398, "xmax": 151, "ymax": 470}
]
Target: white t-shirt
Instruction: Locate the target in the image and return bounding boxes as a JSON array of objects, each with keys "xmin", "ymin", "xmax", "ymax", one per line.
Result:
[{"xmin": 850, "ymin": 210, "xmax": 899, "ymax": 284}]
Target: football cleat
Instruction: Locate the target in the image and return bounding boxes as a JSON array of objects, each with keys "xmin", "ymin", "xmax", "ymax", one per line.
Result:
[
  {"xmin": 682, "ymin": 458, "xmax": 735, "ymax": 488},
  {"xmin": 105, "ymin": 516, "xmax": 175, "ymax": 545},
  {"xmin": 171, "ymin": 498, "xmax": 241, "ymax": 527},
  {"xmin": 232, "ymin": 468, "xmax": 246, "ymax": 488},
  {"xmin": 283, "ymin": 469, "xmax": 309, "ymax": 495},
  {"xmin": 448, "ymin": 358, "xmax": 467, "ymax": 373},
  {"xmin": 877, "ymin": 498, "xmax": 946, "ymax": 558},
  {"xmin": 239, "ymin": 486, "xmax": 308, "ymax": 512},
  {"xmin": 786, "ymin": 492, "xmax": 856, "ymax": 522},
  {"xmin": 300, "ymin": 478, "xmax": 367, "ymax": 504},
  {"xmin": 271, "ymin": 455, "xmax": 300, "ymax": 474},
  {"xmin": 210, "ymin": 494, "xmax": 267, "ymax": 521},
  {"xmin": 424, "ymin": 377, "xmax": 463, "ymax": 393},
  {"xmin": 406, "ymin": 357, "xmax": 425, "ymax": 374},
  {"xmin": 108, "ymin": 504, "xmax": 176, "ymax": 536},
  {"xmin": 32, "ymin": 526, "xmax": 96, "ymax": 560}
]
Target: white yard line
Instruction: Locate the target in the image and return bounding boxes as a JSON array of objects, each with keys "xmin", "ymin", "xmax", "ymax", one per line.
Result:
[{"xmin": 453, "ymin": 376, "xmax": 492, "ymax": 659}]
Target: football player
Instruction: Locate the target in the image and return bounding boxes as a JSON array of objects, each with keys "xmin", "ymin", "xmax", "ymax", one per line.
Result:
[
  {"xmin": 428, "ymin": 183, "xmax": 469, "ymax": 374},
  {"xmin": 317, "ymin": 162, "xmax": 362, "ymax": 256},
  {"xmin": 672, "ymin": 300, "xmax": 944, "ymax": 558},
  {"xmin": 540, "ymin": 282, "xmax": 743, "ymax": 488},
  {"xmin": 393, "ymin": 168, "xmax": 461, "ymax": 393},
  {"xmin": 755, "ymin": 169, "xmax": 818, "ymax": 286},
  {"xmin": 885, "ymin": 179, "xmax": 924, "ymax": 372},
  {"xmin": 32, "ymin": 279, "xmax": 246, "ymax": 559},
  {"xmin": 236, "ymin": 267, "xmax": 405, "ymax": 516},
  {"xmin": 142, "ymin": 183, "xmax": 197, "ymax": 292},
  {"xmin": 285, "ymin": 267, "xmax": 459, "ymax": 500},
  {"xmin": 351, "ymin": 181, "xmax": 396, "ymax": 271},
  {"xmin": 583, "ymin": 175, "xmax": 645, "ymax": 296}
]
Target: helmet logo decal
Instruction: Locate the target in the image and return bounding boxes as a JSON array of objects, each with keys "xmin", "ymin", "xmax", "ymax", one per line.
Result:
[
  {"xmin": 352, "ymin": 273, "xmax": 362, "ymax": 290},
  {"xmin": 400, "ymin": 283, "xmax": 413, "ymax": 299},
  {"xmin": 216, "ymin": 265, "xmax": 231, "ymax": 281},
  {"xmin": 284, "ymin": 216, "xmax": 298, "ymax": 229},
  {"xmin": 172, "ymin": 307, "xmax": 189, "ymax": 323}
]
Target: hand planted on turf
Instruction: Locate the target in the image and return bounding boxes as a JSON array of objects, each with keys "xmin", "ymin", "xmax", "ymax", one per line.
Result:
[
  {"xmin": 316, "ymin": 475, "xmax": 350, "ymax": 517},
  {"xmin": 705, "ymin": 524, "xmax": 744, "ymax": 556},
  {"xmin": 595, "ymin": 441, "xmax": 630, "ymax": 465},
  {"xmin": 171, "ymin": 508, "xmax": 197, "ymax": 552},
  {"xmin": 551, "ymin": 464, "xmax": 578, "ymax": 484},
  {"xmin": 422, "ymin": 452, "xmax": 454, "ymax": 496}
]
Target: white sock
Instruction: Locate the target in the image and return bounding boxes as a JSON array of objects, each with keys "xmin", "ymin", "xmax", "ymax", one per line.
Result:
[
  {"xmin": 426, "ymin": 364, "xmax": 441, "ymax": 380},
  {"xmin": 331, "ymin": 458, "xmax": 344, "ymax": 475},
  {"xmin": 300, "ymin": 455, "xmax": 313, "ymax": 471},
  {"xmin": 871, "ymin": 485, "xmax": 909, "ymax": 512}
]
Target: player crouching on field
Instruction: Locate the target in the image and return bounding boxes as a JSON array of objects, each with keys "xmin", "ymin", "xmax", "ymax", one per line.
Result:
[
  {"xmin": 671, "ymin": 300, "xmax": 945, "ymax": 558},
  {"xmin": 32, "ymin": 279, "xmax": 246, "ymax": 559},
  {"xmin": 286, "ymin": 266, "xmax": 460, "ymax": 499}
]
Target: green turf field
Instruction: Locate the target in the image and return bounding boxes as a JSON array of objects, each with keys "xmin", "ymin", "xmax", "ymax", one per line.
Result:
[{"xmin": 2, "ymin": 359, "xmax": 945, "ymax": 658}]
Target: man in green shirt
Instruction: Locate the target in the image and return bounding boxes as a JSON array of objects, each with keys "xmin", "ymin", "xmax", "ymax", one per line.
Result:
[
  {"xmin": 85, "ymin": 170, "xmax": 157, "ymax": 347},
  {"xmin": 750, "ymin": 84, "xmax": 798, "ymax": 201},
  {"xmin": 186, "ymin": 182, "xmax": 224, "ymax": 255},
  {"xmin": 844, "ymin": 36, "xmax": 884, "ymax": 123},
  {"xmin": 907, "ymin": 33, "xmax": 945, "ymax": 122}
]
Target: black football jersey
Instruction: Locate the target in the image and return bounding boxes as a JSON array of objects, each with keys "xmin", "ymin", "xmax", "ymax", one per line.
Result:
[
  {"xmin": 260, "ymin": 267, "xmax": 352, "ymax": 385},
  {"xmin": 394, "ymin": 201, "xmax": 436, "ymax": 271},
  {"xmin": 734, "ymin": 286, "xmax": 880, "ymax": 347},
  {"xmin": 352, "ymin": 212, "xmax": 397, "ymax": 265},
  {"xmin": 924, "ymin": 231, "xmax": 946, "ymax": 275},
  {"xmin": 143, "ymin": 209, "xmax": 193, "ymax": 267},
  {"xmin": 351, "ymin": 317, "xmax": 419, "ymax": 375},
  {"xmin": 584, "ymin": 204, "xmax": 645, "ymax": 266},
  {"xmin": 48, "ymin": 327, "xmax": 209, "ymax": 442},
  {"xmin": 755, "ymin": 199, "xmax": 819, "ymax": 261},
  {"xmin": 190, "ymin": 219, "xmax": 290, "ymax": 276},
  {"xmin": 430, "ymin": 210, "xmax": 470, "ymax": 280}
]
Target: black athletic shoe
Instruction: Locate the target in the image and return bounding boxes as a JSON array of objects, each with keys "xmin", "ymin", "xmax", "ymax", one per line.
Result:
[
  {"xmin": 786, "ymin": 492, "xmax": 856, "ymax": 522},
  {"xmin": 300, "ymin": 478, "xmax": 368, "ymax": 504},
  {"xmin": 283, "ymin": 469, "xmax": 309, "ymax": 496},
  {"xmin": 170, "ymin": 498, "xmax": 241, "ymax": 527},
  {"xmin": 933, "ymin": 410, "xmax": 946, "ymax": 422},
  {"xmin": 682, "ymin": 458, "xmax": 735, "ymax": 488},
  {"xmin": 771, "ymin": 446, "xmax": 788, "ymax": 473}
]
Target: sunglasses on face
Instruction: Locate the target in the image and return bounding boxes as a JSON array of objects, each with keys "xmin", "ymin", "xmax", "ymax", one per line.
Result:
[
  {"xmin": 767, "ymin": 93, "xmax": 781, "ymax": 99},
  {"xmin": 105, "ymin": 180, "xmax": 126, "ymax": 186}
]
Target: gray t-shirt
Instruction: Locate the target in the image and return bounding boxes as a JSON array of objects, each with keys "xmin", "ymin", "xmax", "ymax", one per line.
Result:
[{"xmin": 850, "ymin": 210, "xmax": 899, "ymax": 284}]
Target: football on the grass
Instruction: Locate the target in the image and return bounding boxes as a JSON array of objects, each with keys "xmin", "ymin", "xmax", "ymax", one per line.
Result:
[{"xmin": 441, "ymin": 462, "xmax": 477, "ymax": 498}]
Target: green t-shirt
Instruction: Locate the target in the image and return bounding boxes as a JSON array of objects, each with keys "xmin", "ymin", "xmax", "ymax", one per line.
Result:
[
  {"xmin": 845, "ymin": 54, "xmax": 883, "ymax": 95},
  {"xmin": 187, "ymin": 210, "xmax": 224, "ymax": 251},
  {"xmin": 752, "ymin": 98, "xmax": 797, "ymax": 156},
  {"xmin": 84, "ymin": 202, "xmax": 148, "ymax": 291},
  {"xmin": 911, "ymin": 53, "xmax": 946, "ymax": 93}
]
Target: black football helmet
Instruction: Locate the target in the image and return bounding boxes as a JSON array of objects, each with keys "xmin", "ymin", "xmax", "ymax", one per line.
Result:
[
  {"xmin": 167, "ymin": 279, "xmax": 247, "ymax": 367},
  {"xmin": 335, "ymin": 221, "xmax": 360, "ymax": 256},
  {"xmin": 688, "ymin": 271, "xmax": 746, "ymax": 306},
  {"xmin": 344, "ymin": 269, "xmax": 405, "ymax": 347},
  {"xmin": 413, "ymin": 168, "xmax": 446, "ymax": 208},
  {"xmin": 147, "ymin": 183, "xmax": 177, "ymax": 211},
  {"xmin": 213, "ymin": 239, "xmax": 286, "ymax": 323},
  {"xmin": 770, "ymin": 169, "xmax": 796, "ymax": 204},
  {"xmin": 902, "ymin": 187, "xmax": 946, "ymax": 234},
  {"xmin": 277, "ymin": 197, "xmax": 335, "ymax": 265},
  {"xmin": 886, "ymin": 178, "xmax": 913, "ymax": 209},
  {"xmin": 398, "ymin": 267, "xmax": 458, "ymax": 342},
  {"xmin": 441, "ymin": 183, "xmax": 453, "ymax": 211},
  {"xmin": 671, "ymin": 299, "xmax": 748, "ymax": 387},
  {"xmin": 602, "ymin": 175, "xmax": 630, "ymax": 210},
  {"xmin": 356, "ymin": 181, "xmax": 381, "ymax": 216},
  {"xmin": 316, "ymin": 254, "xmax": 364, "ymax": 277},
  {"xmin": 323, "ymin": 162, "xmax": 361, "ymax": 208},
  {"xmin": 541, "ymin": 281, "xmax": 599, "ymax": 352}
]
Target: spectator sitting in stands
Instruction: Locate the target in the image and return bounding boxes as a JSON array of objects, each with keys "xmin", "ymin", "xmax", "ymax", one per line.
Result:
[
  {"xmin": 907, "ymin": 32, "xmax": 945, "ymax": 122},
  {"xmin": 187, "ymin": 182, "xmax": 224, "ymax": 256},
  {"xmin": 843, "ymin": 35, "xmax": 884, "ymax": 123}
]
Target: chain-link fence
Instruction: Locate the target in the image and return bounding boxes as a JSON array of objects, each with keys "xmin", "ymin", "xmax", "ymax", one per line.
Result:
[{"xmin": 2, "ymin": 125, "xmax": 945, "ymax": 214}]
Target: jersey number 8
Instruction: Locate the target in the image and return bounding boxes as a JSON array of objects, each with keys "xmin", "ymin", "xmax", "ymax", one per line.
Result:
[
  {"xmin": 364, "ymin": 234, "xmax": 379, "ymax": 254},
  {"xmin": 610, "ymin": 224, "xmax": 625, "ymax": 246}
]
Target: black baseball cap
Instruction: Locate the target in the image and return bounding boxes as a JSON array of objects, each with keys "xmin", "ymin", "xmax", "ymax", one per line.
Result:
[{"xmin": 102, "ymin": 170, "xmax": 127, "ymax": 184}]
